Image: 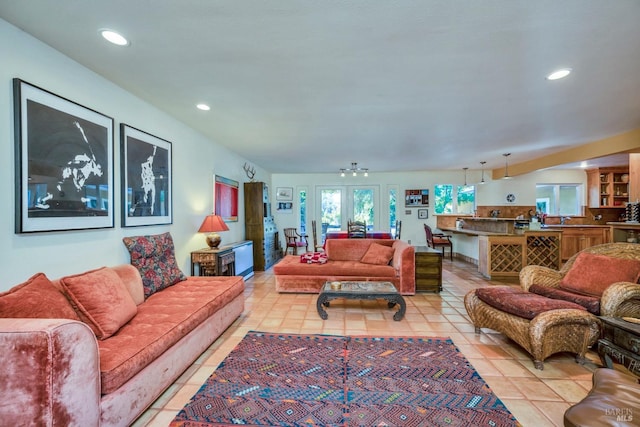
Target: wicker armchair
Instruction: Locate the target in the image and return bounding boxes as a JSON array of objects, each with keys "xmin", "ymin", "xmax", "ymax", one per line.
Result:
[
  {"xmin": 520, "ymin": 242, "xmax": 640, "ymax": 318},
  {"xmin": 465, "ymin": 243, "xmax": 640, "ymax": 370}
]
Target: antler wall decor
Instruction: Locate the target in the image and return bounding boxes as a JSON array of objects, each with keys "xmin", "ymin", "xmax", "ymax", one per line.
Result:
[{"xmin": 243, "ymin": 162, "xmax": 256, "ymax": 182}]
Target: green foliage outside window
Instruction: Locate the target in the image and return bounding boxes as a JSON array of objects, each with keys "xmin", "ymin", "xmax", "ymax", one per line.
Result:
[
  {"xmin": 389, "ymin": 188, "xmax": 397, "ymax": 230},
  {"xmin": 435, "ymin": 184, "xmax": 475, "ymax": 214},
  {"xmin": 353, "ymin": 189, "xmax": 374, "ymax": 228},
  {"xmin": 299, "ymin": 189, "xmax": 306, "ymax": 233},
  {"xmin": 321, "ymin": 189, "xmax": 341, "ymax": 228}
]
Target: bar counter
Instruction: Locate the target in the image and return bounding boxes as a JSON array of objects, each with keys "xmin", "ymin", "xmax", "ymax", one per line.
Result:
[{"xmin": 438, "ymin": 221, "xmax": 562, "ymax": 279}]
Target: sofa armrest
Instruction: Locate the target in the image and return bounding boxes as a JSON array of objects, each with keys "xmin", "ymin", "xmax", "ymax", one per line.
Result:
[
  {"xmin": 392, "ymin": 242, "xmax": 415, "ymax": 294},
  {"xmin": 0, "ymin": 318, "xmax": 100, "ymax": 426},
  {"xmin": 600, "ymin": 282, "xmax": 640, "ymax": 318},
  {"xmin": 520, "ymin": 265, "xmax": 563, "ymax": 291}
]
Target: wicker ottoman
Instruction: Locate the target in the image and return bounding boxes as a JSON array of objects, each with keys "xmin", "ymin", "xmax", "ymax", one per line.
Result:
[{"xmin": 464, "ymin": 287, "xmax": 602, "ymax": 370}]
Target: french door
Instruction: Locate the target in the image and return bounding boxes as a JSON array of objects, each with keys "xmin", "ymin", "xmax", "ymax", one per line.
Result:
[{"xmin": 316, "ymin": 185, "xmax": 380, "ymax": 233}]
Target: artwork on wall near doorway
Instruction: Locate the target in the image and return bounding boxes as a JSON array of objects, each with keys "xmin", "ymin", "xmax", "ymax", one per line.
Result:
[
  {"xmin": 121, "ymin": 124, "xmax": 173, "ymax": 227},
  {"xmin": 405, "ymin": 189, "xmax": 429, "ymax": 207},
  {"xmin": 214, "ymin": 175, "xmax": 239, "ymax": 222},
  {"xmin": 13, "ymin": 78, "xmax": 114, "ymax": 233},
  {"xmin": 277, "ymin": 202, "xmax": 293, "ymax": 213},
  {"xmin": 276, "ymin": 187, "xmax": 293, "ymax": 201}
]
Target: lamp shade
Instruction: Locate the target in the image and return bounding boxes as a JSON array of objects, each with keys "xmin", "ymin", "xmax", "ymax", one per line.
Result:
[
  {"xmin": 198, "ymin": 214, "xmax": 229, "ymax": 248},
  {"xmin": 198, "ymin": 214, "xmax": 229, "ymax": 233}
]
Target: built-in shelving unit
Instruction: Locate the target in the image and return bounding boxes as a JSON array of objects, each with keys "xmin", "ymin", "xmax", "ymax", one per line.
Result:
[{"xmin": 587, "ymin": 167, "xmax": 629, "ymax": 208}]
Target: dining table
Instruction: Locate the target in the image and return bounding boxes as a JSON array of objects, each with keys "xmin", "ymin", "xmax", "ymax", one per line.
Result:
[{"xmin": 325, "ymin": 230, "xmax": 393, "ymax": 240}]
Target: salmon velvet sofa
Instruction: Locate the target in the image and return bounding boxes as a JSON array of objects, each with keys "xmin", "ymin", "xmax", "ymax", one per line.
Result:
[
  {"xmin": 273, "ymin": 238, "xmax": 416, "ymax": 295},
  {"xmin": 0, "ymin": 238, "xmax": 245, "ymax": 427}
]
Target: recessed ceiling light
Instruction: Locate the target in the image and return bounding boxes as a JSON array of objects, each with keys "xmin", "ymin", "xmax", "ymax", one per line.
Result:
[
  {"xmin": 196, "ymin": 103, "xmax": 211, "ymax": 111},
  {"xmin": 99, "ymin": 29, "xmax": 129, "ymax": 46},
  {"xmin": 546, "ymin": 68, "xmax": 571, "ymax": 80}
]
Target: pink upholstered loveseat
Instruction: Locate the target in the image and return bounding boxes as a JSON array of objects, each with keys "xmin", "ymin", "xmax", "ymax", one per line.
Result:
[
  {"xmin": 273, "ymin": 238, "xmax": 416, "ymax": 295},
  {"xmin": 0, "ymin": 264, "xmax": 244, "ymax": 427}
]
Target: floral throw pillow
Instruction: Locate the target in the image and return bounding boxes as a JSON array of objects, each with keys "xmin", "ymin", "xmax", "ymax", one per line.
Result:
[
  {"xmin": 122, "ymin": 232, "xmax": 187, "ymax": 298},
  {"xmin": 300, "ymin": 252, "xmax": 328, "ymax": 264}
]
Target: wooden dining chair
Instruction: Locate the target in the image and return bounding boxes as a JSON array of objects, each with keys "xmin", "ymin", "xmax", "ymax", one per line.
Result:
[
  {"xmin": 394, "ymin": 220, "xmax": 402, "ymax": 239},
  {"xmin": 424, "ymin": 224, "xmax": 453, "ymax": 260},
  {"xmin": 347, "ymin": 220, "xmax": 367, "ymax": 238},
  {"xmin": 284, "ymin": 228, "xmax": 308, "ymax": 255},
  {"xmin": 311, "ymin": 220, "xmax": 324, "ymax": 252}
]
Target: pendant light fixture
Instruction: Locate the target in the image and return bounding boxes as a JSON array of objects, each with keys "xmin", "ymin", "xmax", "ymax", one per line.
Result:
[
  {"xmin": 502, "ymin": 153, "xmax": 512, "ymax": 179},
  {"xmin": 479, "ymin": 161, "xmax": 486, "ymax": 184},
  {"xmin": 462, "ymin": 167, "xmax": 468, "ymax": 186},
  {"xmin": 339, "ymin": 162, "xmax": 369, "ymax": 177}
]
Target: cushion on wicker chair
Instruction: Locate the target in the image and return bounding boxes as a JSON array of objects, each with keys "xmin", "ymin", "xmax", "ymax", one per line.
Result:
[
  {"xmin": 475, "ymin": 287, "xmax": 587, "ymax": 320},
  {"xmin": 529, "ymin": 284, "xmax": 601, "ymax": 315},
  {"xmin": 559, "ymin": 252, "xmax": 640, "ymax": 297}
]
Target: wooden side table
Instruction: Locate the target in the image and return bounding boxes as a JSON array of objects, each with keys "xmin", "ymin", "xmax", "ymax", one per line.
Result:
[
  {"xmin": 414, "ymin": 246, "xmax": 442, "ymax": 292},
  {"xmin": 191, "ymin": 247, "xmax": 236, "ymax": 277},
  {"xmin": 598, "ymin": 316, "xmax": 640, "ymax": 376}
]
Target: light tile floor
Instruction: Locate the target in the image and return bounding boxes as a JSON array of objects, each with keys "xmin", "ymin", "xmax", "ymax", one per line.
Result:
[{"xmin": 132, "ymin": 258, "xmax": 603, "ymax": 427}]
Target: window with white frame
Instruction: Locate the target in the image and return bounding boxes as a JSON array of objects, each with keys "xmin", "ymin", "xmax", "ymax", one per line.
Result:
[
  {"xmin": 535, "ymin": 184, "xmax": 581, "ymax": 216},
  {"xmin": 434, "ymin": 185, "xmax": 476, "ymax": 214}
]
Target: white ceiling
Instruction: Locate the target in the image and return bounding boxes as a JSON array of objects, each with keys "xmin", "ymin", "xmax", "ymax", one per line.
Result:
[{"xmin": 2, "ymin": 0, "xmax": 640, "ymax": 174}]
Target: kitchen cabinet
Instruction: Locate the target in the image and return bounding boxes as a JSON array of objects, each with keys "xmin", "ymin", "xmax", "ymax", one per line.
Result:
[
  {"xmin": 608, "ymin": 222, "xmax": 640, "ymax": 243},
  {"xmin": 587, "ymin": 167, "xmax": 629, "ymax": 208},
  {"xmin": 477, "ymin": 231, "xmax": 561, "ymax": 279},
  {"xmin": 547, "ymin": 227, "xmax": 610, "ymax": 262}
]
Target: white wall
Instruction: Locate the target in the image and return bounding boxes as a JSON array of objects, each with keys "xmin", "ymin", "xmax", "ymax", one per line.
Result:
[
  {"xmin": 272, "ymin": 169, "xmax": 588, "ymax": 250},
  {"xmin": 0, "ymin": 19, "xmax": 269, "ymax": 290},
  {"xmin": 0, "ymin": 18, "xmax": 591, "ymax": 290}
]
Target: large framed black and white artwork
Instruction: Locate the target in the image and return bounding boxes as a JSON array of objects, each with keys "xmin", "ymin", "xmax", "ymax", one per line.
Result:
[
  {"xmin": 121, "ymin": 124, "xmax": 172, "ymax": 227},
  {"xmin": 13, "ymin": 79, "xmax": 114, "ymax": 233}
]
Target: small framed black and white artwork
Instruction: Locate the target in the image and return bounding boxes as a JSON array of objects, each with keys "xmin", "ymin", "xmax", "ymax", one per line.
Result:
[
  {"xmin": 121, "ymin": 124, "xmax": 172, "ymax": 227},
  {"xmin": 13, "ymin": 79, "xmax": 114, "ymax": 233},
  {"xmin": 276, "ymin": 187, "xmax": 293, "ymax": 201},
  {"xmin": 418, "ymin": 209, "xmax": 429, "ymax": 219}
]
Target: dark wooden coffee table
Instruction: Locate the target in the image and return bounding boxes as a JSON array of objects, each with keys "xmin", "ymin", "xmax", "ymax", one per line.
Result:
[
  {"xmin": 316, "ymin": 281, "xmax": 406, "ymax": 321},
  {"xmin": 598, "ymin": 316, "xmax": 640, "ymax": 375}
]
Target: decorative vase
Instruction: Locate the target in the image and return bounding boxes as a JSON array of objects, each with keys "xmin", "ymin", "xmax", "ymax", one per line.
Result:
[{"xmin": 621, "ymin": 174, "xmax": 629, "ymax": 183}]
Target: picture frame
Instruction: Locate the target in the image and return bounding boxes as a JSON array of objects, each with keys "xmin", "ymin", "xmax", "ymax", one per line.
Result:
[
  {"xmin": 214, "ymin": 175, "xmax": 239, "ymax": 222},
  {"xmin": 277, "ymin": 201, "xmax": 293, "ymax": 213},
  {"xmin": 405, "ymin": 189, "xmax": 429, "ymax": 207},
  {"xmin": 121, "ymin": 124, "xmax": 172, "ymax": 227},
  {"xmin": 13, "ymin": 79, "xmax": 114, "ymax": 233},
  {"xmin": 418, "ymin": 208, "xmax": 429, "ymax": 219},
  {"xmin": 276, "ymin": 187, "xmax": 293, "ymax": 201}
]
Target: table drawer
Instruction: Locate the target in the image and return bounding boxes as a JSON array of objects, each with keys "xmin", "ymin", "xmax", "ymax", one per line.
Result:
[
  {"xmin": 192, "ymin": 253, "xmax": 215, "ymax": 263},
  {"xmin": 416, "ymin": 265, "xmax": 441, "ymax": 275},
  {"xmin": 219, "ymin": 252, "xmax": 235, "ymax": 265},
  {"xmin": 416, "ymin": 278, "xmax": 441, "ymax": 292},
  {"xmin": 614, "ymin": 328, "xmax": 640, "ymax": 353}
]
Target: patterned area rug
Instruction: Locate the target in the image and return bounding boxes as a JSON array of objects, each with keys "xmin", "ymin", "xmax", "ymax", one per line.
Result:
[{"xmin": 170, "ymin": 331, "xmax": 520, "ymax": 427}]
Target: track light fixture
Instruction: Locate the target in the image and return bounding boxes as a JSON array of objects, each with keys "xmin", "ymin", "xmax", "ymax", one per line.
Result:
[
  {"xmin": 340, "ymin": 162, "xmax": 368, "ymax": 177},
  {"xmin": 502, "ymin": 153, "xmax": 512, "ymax": 179}
]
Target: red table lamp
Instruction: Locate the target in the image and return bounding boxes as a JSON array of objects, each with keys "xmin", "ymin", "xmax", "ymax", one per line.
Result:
[{"xmin": 198, "ymin": 214, "xmax": 229, "ymax": 249}]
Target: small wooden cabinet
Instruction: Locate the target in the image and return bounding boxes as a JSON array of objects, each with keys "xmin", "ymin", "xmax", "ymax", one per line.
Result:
[
  {"xmin": 587, "ymin": 167, "xmax": 630, "ymax": 208},
  {"xmin": 244, "ymin": 182, "xmax": 282, "ymax": 271},
  {"xmin": 414, "ymin": 246, "xmax": 442, "ymax": 292}
]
